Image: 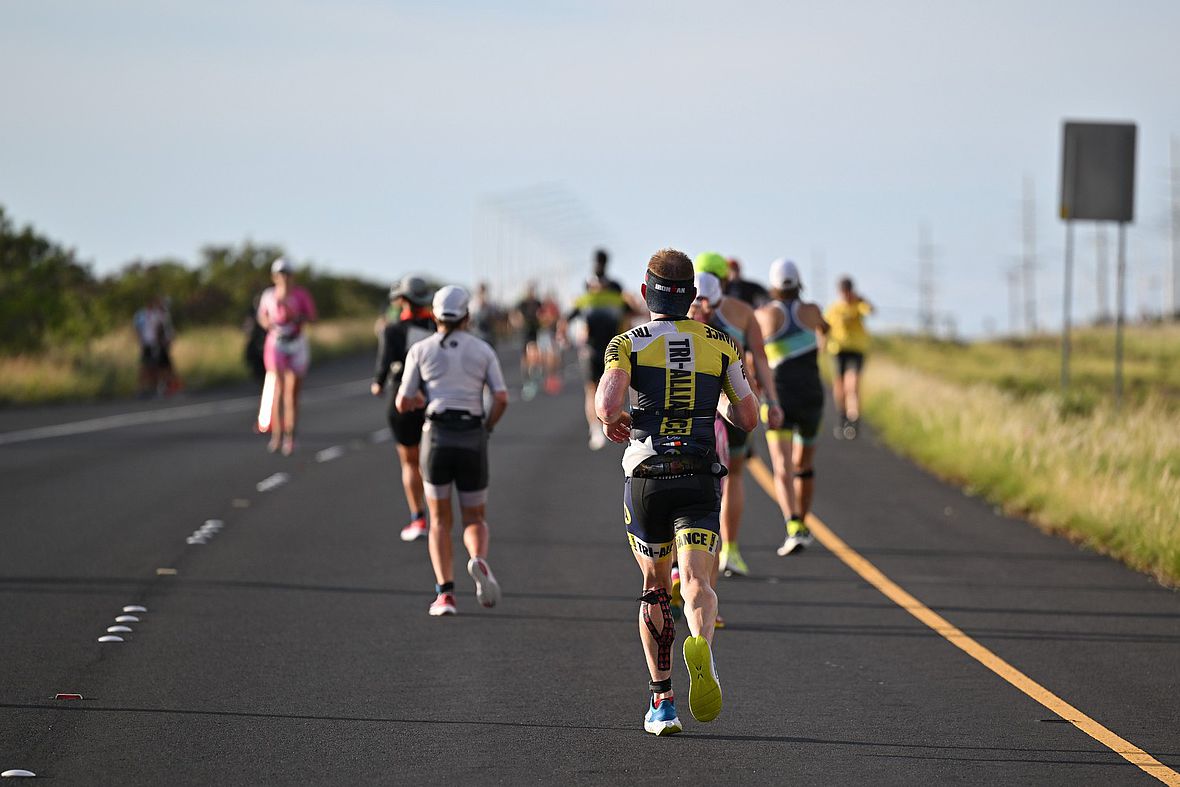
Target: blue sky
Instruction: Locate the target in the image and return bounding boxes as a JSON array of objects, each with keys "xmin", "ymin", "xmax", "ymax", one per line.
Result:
[{"xmin": 4, "ymin": 1, "xmax": 1178, "ymax": 335}]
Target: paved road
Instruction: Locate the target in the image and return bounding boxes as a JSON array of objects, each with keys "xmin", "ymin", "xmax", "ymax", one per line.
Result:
[{"xmin": 1, "ymin": 353, "xmax": 1178, "ymax": 785}]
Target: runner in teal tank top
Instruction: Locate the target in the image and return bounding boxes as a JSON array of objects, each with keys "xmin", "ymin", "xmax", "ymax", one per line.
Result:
[{"xmin": 754, "ymin": 259, "xmax": 830, "ymax": 557}]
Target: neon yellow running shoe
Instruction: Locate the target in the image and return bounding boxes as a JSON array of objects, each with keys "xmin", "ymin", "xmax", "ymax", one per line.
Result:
[
  {"xmin": 682, "ymin": 635, "xmax": 722, "ymax": 722},
  {"xmin": 720, "ymin": 543, "xmax": 749, "ymax": 577}
]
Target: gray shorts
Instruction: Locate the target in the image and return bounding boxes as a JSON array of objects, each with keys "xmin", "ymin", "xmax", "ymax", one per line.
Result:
[{"xmin": 420, "ymin": 421, "xmax": 489, "ymax": 507}]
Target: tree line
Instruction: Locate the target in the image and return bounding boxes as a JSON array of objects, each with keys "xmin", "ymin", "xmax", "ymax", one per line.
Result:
[{"xmin": 0, "ymin": 205, "xmax": 388, "ymax": 354}]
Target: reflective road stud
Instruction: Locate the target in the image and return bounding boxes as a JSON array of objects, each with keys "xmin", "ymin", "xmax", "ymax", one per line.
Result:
[
  {"xmin": 115, "ymin": 615, "xmax": 139, "ymax": 624},
  {"xmin": 54, "ymin": 693, "xmax": 83, "ymax": 700},
  {"xmin": 107, "ymin": 626, "xmax": 132, "ymax": 633},
  {"xmin": 1, "ymin": 770, "xmax": 36, "ymax": 777},
  {"xmin": 97, "ymin": 636, "xmax": 124, "ymax": 643},
  {"xmin": 123, "ymin": 605, "xmax": 147, "ymax": 613}
]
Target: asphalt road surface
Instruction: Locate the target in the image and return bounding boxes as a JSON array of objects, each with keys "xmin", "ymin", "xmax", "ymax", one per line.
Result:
[{"xmin": 2, "ymin": 352, "xmax": 1178, "ymax": 785}]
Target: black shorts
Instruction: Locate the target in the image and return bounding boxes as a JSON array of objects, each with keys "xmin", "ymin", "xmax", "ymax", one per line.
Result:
[
  {"xmin": 834, "ymin": 351, "xmax": 865, "ymax": 376},
  {"xmin": 140, "ymin": 345, "xmax": 161, "ymax": 368},
  {"xmin": 421, "ymin": 423, "xmax": 488, "ymax": 493},
  {"xmin": 581, "ymin": 346, "xmax": 607, "ymax": 384},
  {"xmin": 623, "ymin": 474, "xmax": 721, "ymax": 561},
  {"xmin": 767, "ymin": 380, "xmax": 824, "ymax": 445},
  {"xmin": 723, "ymin": 420, "xmax": 753, "ymax": 458},
  {"xmin": 386, "ymin": 406, "xmax": 425, "ymax": 447}
]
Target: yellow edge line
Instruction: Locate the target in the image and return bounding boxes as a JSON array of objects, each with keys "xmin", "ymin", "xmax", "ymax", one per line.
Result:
[{"xmin": 746, "ymin": 456, "xmax": 1180, "ymax": 786}]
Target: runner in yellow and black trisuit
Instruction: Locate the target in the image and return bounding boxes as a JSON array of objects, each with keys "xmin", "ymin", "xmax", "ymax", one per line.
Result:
[{"xmin": 596, "ymin": 249, "xmax": 758, "ymax": 736}]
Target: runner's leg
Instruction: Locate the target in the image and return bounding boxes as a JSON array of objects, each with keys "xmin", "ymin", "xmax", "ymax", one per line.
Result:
[
  {"xmin": 397, "ymin": 444, "xmax": 425, "ymax": 516},
  {"xmin": 678, "ymin": 547, "xmax": 718, "ymax": 643},
  {"xmin": 792, "ymin": 440, "xmax": 818, "ymax": 517},
  {"xmin": 844, "ymin": 368, "xmax": 861, "ymax": 422},
  {"xmin": 583, "ymin": 382, "xmax": 597, "ymax": 433},
  {"xmin": 766, "ymin": 432, "xmax": 799, "ymax": 520},
  {"xmin": 720, "ymin": 452, "xmax": 745, "ymax": 547},
  {"xmin": 426, "ymin": 492, "xmax": 454, "ymax": 585},
  {"xmin": 634, "ymin": 553, "xmax": 675, "ymax": 683},
  {"xmin": 460, "ymin": 503, "xmax": 488, "ymax": 558},
  {"xmin": 831, "ymin": 356, "xmax": 847, "ymax": 420}
]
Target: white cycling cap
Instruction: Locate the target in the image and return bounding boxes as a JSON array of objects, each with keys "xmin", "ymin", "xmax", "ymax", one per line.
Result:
[
  {"xmin": 769, "ymin": 258, "xmax": 801, "ymax": 289},
  {"xmin": 693, "ymin": 271, "xmax": 723, "ymax": 305},
  {"xmin": 433, "ymin": 285, "xmax": 470, "ymax": 321},
  {"xmin": 271, "ymin": 258, "xmax": 294, "ymax": 274}
]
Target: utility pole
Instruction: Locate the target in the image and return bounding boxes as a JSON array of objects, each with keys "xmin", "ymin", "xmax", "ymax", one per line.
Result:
[
  {"xmin": 918, "ymin": 224, "xmax": 936, "ymax": 336},
  {"xmin": 1022, "ymin": 175, "xmax": 1038, "ymax": 334},
  {"xmin": 1170, "ymin": 135, "xmax": 1179, "ymax": 320},
  {"xmin": 812, "ymin": 249, "xmax": 827, "ymax": 306},
  {"xmin": 1095, "ymin": 225, "xmax": 1110, "ymax": 323},
  {"xmin": 1006, "ymin": 265, "xmax": 1021, "ymax": 335}
]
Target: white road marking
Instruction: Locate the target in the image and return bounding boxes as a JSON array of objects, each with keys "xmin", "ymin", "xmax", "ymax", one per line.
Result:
[
  {"xmin": 315, "ymin": 445, "xmax": 346, "ymax": 463},
  {"xmin": 256, "ymin": 473, "xmax": 290, "ymax": 492},
  {"xmin": 369, "ymin": 428, "xmax": 392, "ymax": 443},
  {"xmin": 0, "ymin": 378, "xmax": 370, "ymax": 447}
]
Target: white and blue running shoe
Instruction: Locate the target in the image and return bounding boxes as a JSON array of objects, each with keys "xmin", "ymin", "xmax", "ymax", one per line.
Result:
[{"xmin": 643, "ymin": 695, "xmax": 683, "ymax": 736}]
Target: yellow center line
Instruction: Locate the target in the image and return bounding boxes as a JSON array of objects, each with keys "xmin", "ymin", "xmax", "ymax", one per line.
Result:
[{"xmin": 746, "ymin": 456, "xmax": 1180, "ymax": 786}]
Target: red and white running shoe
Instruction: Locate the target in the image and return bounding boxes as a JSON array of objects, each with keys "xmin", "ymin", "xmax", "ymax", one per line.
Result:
[
  {"xmin": 428, "ymin": 593, "xmax": 456, "ymax": 616},
  {"xmin": 400, "ymin": 517, "xmax": 428, "ymax": 542},
  {"xmin": 467, "ymin": 557, "xmax": 501, "ymax": 608}
]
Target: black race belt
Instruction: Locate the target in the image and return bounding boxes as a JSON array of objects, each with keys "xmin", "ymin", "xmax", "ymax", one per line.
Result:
[
  {"xmin": 427, "ymin": 410, "xmax": 484, "ymax": 430},
  {"xmin": 632, "ymin": 455, "xmax": 728, "ymax": 479}
]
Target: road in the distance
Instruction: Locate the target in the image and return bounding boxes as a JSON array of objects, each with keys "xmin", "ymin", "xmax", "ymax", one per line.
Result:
[{"xmin": 1, "ymin": 353, "xmax": 1177, "ymax": 785}]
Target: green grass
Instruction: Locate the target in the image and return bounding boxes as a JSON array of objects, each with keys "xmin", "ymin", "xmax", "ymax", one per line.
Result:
[
  {"xmin": 862, "ymin": 323, "xmax": 1180, "ymax": 586},
  {"xmin": 0, "ymin": 317, "xmax": 379, "ymax": 405}
]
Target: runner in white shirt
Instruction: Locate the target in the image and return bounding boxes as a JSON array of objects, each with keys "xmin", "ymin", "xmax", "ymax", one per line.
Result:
[{"xmin": 396, "ymin": 286, "xmax": 510, "ymax": 616}]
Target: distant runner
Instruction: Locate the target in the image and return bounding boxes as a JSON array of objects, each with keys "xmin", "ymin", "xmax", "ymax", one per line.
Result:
[
  {"xmin": 723, "ymin": 257, "xmax": 770, "ymax": 308},
  {"xmin": 256, "ymin": 258, "xmax": 318, "ymax": 455},
  {"xmin": 562, "ymin": 252, "xmax": 635, "ymax": 449},
  {"xmin": 511, "ymin": 284, "xmax": 544, "ymax": 400},
  {"xmin": 396, "ymin": 285, "xmax": 509, "ymax": 616},
  {"xmin": 693, "ymin": 253, "xmax": 782, "ymax": 577},
  {"xmin": 824, "ymin": 276, "xmax": 873, "ymax": 440},
  {"xmin": 372, "ymin": 275, "xmax": 436, "ymax": 542},
  {"xmin": 596, "ymin": 248, "xmax": 758, "ymax": 735},
  {"xmin": 754, "ymin": 259, "xmax": 829, "ymax": 556}
]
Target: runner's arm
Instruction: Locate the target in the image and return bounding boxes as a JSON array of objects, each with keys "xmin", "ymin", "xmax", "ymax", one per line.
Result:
[
  {"xmin": 394, "ymin": 347, "xmax": 426, "ymax": 412},
  {"xmin": 720, "ymin": 350, "xmax": 758, "ymax": 432},
  {"xmin": 594, "ymin": 368, "xmax": 632, "ymax": 443},
  {"xmin": 799, "ymin": 303, "xmax": 830, "ymax": 336},
  {"xmin": 743, "ymin": 317, "xmax": 783, "ymax": 429},
  {"xmin": 484, "ymin": 351, "xmax": 509, "ymax": 432}
]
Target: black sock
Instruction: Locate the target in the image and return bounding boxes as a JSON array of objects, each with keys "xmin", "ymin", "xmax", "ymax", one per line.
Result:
[{"xmin": 435, "ymin": 581, "xmax": 454, "ymax": 595}]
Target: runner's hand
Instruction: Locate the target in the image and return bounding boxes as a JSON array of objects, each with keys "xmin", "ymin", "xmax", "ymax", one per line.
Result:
[
  {"xmin": 602, "ymin": 411, "xmax": 632, "ymax": 443},
  {"xmin": 767, "ymin": 403, "xmax": 784, "ymax": 431},
  {"xmin": 405, "ymin": 392, "xmax": 426, "ymax": 410},
  {"xmin": 370, "ymin": 382, "xmax": 383, "ymax": 396}
]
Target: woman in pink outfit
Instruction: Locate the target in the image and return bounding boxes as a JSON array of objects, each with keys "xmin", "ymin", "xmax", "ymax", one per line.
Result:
[{"xmin": 257, "ymin": 258, "xmax": 318, "ymax": 454}]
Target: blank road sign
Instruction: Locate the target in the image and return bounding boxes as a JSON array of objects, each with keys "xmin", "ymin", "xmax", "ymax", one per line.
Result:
[{"xmin": 1060, "ymin": 121, "xmax": 1136, "ymax": 222}]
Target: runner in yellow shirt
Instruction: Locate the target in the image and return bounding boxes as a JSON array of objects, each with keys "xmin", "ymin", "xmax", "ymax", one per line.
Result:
[{"xmin": 823, "ymin": 277, "xmax": 873, "ymax": 440}]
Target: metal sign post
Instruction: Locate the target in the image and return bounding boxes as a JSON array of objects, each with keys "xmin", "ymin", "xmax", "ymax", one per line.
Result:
[
  {"xmin": 1115, "ymin": 222, "xmax": 1127, "ymax": 407},
  {"xmin": 1059, "ymin": 121, "xmax": 1136, "ymax": 406},
  {"xmin": 1061, "ymin": 221, "xmax": 1074, "ymax": 390}
]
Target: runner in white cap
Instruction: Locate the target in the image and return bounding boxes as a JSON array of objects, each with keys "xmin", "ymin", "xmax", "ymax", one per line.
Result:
[
  {"xmin": 754, "ymin": 259, "xmax": 829, "ymax": 555},
  {"xmin": 396, "ymin": 285, "xmax": 510, "ymax": 616}
]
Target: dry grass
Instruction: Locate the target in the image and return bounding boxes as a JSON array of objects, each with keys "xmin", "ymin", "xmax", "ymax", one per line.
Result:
[
  {"xmin": 0, "ymin": 318, "xmax": 378, "ymax": 405},
  {"xmin": 863, "ymin": 340, "xmax": 1180, "ymax": 586}
]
